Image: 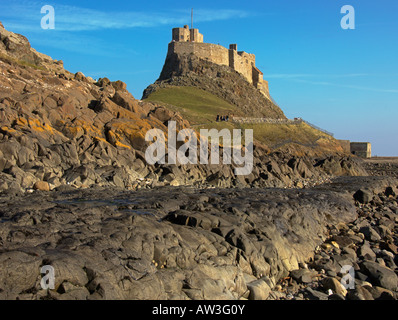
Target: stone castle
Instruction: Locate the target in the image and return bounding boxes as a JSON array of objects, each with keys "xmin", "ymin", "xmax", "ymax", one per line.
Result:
[{"xmin": 169, "ymin": 25, "xmax": 270, "ymax": 99}]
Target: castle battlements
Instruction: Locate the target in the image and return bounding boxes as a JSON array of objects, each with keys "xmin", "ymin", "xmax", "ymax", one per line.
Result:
[
  {"xmin": 169, "ymin": 26, "xmax": 270, "ymax": 99},
  {"xmin": 172, "ymin": 25, "xmax": 204, "ymax": 43}
]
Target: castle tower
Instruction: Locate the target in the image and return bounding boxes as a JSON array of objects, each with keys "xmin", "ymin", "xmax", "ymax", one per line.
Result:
[
  {"xmin": 172, "ymin": 25, "xmax": 203, "ymax": 43},
  {"xmin": 190, "ymin": 28, "xmax": 203, "ymax": 43},
  {"xmin": 172, "ymin": 25, "xmax": 190, "ymax": 42}
]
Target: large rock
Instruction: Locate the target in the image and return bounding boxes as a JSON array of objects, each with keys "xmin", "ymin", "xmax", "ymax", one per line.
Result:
[
  {"xmin": 0, "ymin": 21, "xmax": 65, "ymax": 73},
  {"xmin": 0, "ymin": 251, "xmax": 42, "ymax": 299},
  {"xmin": 321, "ymin": 277, "xmax": 347, "ymax": 296},
  {"xmin": 361, "ymin": 261, "xmax": 398, "ymax": 291},
  {"xmin": 247, "ymin": 279, "xmax": 271, "ymax": 300},
  {"xmin": 360, "ymin": 226, "xmax": 381, "ymax": 242},
  {"xmin": 354, "ymin": 189, "xmax": 373, "ymax": 204}
]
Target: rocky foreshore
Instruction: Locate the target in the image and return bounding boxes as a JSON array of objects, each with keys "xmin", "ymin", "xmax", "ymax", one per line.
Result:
[{"xmin": 0, "ymin": 175, "xmax": 396, "ymax": 300}]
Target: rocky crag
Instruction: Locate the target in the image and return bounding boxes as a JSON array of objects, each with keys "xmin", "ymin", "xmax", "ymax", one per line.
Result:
[
  {"xmin": 0, "ymin": 21, "xmax": 64, "ymax": 74},
  {"xmin": 143, "ymin": 52, "xmax": 285, "ymax": 119}
]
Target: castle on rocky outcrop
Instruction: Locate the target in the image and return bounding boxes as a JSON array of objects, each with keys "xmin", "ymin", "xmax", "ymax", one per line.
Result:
[{"xmin": 170, "ymin": 25, "xmax": 270, "ymax": 99}]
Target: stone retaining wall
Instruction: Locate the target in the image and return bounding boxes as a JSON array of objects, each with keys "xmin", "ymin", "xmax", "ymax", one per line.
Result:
[{"xmin": 231, "ymin": 117, "xmax": 301, "ymax": 124}]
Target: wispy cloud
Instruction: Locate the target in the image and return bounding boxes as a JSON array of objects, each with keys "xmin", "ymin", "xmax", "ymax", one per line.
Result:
[
  {"xmin": 265, "ymin": 73, "xmax": 398, "ymax": 94},
  {"xmin": 1, "ymin": 1, "xmax": 250, "ymax": 32},
  {"xmin": 291, "ymin": 78, "xmax": 398, "ymax": 94},
  {"xmin": 1, "ymin": 1, "xmax": 250, "ymax": 56},
  {"xmin": 265, "ymin": 73, "xmax": 370, "ymax": 79},
  {"xmin": 21, "ymin": 31, "xmax": 139, "ymax": 57}
]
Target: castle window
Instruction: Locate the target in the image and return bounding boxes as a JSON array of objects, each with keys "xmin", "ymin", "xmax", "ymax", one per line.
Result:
[{"xmin": 180, "ymin": 35, "xmax": 184, "ymax": 40}]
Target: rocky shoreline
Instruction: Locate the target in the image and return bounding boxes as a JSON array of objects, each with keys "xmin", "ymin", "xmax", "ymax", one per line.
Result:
[{"xmin": 0, "ymin": 174, "xmax": 396, "ymax": 300}]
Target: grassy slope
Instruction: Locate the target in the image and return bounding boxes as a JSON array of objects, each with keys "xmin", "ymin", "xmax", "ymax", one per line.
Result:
[
  {"xmin": 145, "ymin": 86, "xmax": 244, "ymax": 125},
  {"xmin": 241, "ymin": 122, "xmax": 331, "ymax": 147},
  {"xmin": 145, "ymin": 86, "xmax": 343, "ymax": 155}
]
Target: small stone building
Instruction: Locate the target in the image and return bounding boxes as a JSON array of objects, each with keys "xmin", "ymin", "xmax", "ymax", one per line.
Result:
[{"xmin": 350, "ymin": 142, "xmax": 371, "ymax": 158}]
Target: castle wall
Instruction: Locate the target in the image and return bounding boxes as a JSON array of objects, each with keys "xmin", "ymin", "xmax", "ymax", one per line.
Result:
[
  {"xmin": 260, "ymin": 80, "xmax": 270, "ymax": 98},
  {"xmin": 190, "ymin": 29, "xmax": 203, "ymax": 43},
  {"xmin": 169, "ymin": 41, "xmax": 270, "ymax": 98},
  {"xmin": 232, "ymin": 51, "xmax": 256, "ymax": 84},
  {"xmin": 170, "ymin": 42, "xmax": 255, "ymax": 81},
  {"xmin": 252, "ymin": 67, "xmax": 261, "ymax": 86},
  {"xmin": 252, "ymin": 67, "xmax": 269, "ymax": 98},
  {"xmin": 170, "ymin": 42, "xmax": 229, "ymax": 67}
]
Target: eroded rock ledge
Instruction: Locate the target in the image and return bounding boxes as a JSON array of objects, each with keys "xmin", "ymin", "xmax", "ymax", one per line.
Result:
[{"xmin": 1, "ymin": 176, "xmax": 395, "ymax": 300}]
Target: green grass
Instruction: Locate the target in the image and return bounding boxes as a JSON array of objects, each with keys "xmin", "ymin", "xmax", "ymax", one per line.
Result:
[
  {"xmin": 240, "ymin": 122, "xmax": 333, "ymax": 148},
  {"xmin": 145, "ymin": 86, "xmax": 244, "ymax": 125},
  {"xmin": 144, "ymin": 85, "xmax": 339, "ymax": 154}
]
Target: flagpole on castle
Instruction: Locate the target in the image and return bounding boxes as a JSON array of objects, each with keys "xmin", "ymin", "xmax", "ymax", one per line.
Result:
[{"xmin": 191, "ymin": 8, "xmax": 193, "ymax": 29}]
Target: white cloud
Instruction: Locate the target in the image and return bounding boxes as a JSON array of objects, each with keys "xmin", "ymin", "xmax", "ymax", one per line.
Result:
[
  {"xmin": 0, "ymin": 1, "xmax": 251, "ymax": 55},
  {"xmin": 265, "ymin": 73, "xmax": 369, "ymax": 79},
  {"xmin": 263, "ymin": 73, "xmax": 398, "ymax": 94},
  {"xmin": 0, "ymin": 1, "xmax": 250, "ymax": 32},
  {"xmin": 290, "ymin": 78, "xmax": 398, "ymax": 94}
]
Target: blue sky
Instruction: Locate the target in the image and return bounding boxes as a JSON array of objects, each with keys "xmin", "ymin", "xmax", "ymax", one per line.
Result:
[{"xmin": 1, "ymin": 0, "xmax": 397, "ymax": 156}]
